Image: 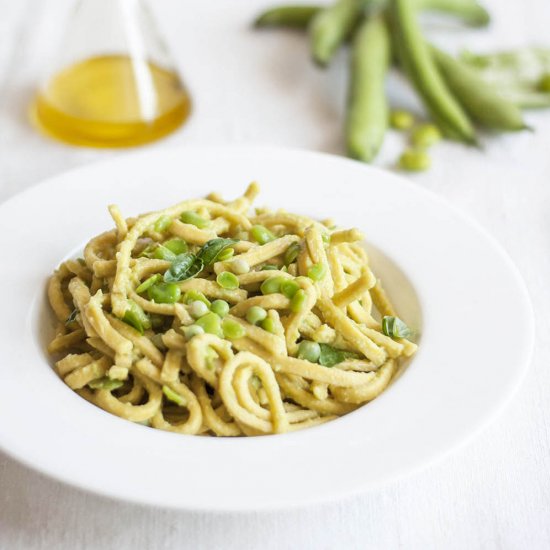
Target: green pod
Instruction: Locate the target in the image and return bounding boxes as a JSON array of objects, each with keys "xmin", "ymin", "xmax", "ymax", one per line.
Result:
[
  {"xmin": 309, "ymin": 0, "xmax": 364, "ymax": 67},
  {"xmin": 253, "ymin": 0, "xmax": 489, "ymax": 31},
  {"xmin": 254, "ymin": 5, "xmax": 321, "ymax": 28},
  {"xmin": 417, "ymin": 0, "xmax": 490, "ymax": 27},
  {"xmin": 390, "ymin": 0, "xmax": 476, "ymax": 143},
  {"xmin": 431, "ymin": 46, "xmax": 527, "ymax": 131},
  {"xmin": 346, "ymin": 15, "xmax": 390, "ymax": 162}
]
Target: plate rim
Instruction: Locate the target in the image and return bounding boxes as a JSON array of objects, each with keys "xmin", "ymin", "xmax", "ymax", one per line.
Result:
[{"xmin": 0, "ymin": 145, "xmax": 535, "ymax": 511}]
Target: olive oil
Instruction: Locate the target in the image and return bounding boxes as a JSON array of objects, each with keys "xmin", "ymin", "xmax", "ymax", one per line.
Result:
[{"xmin": 31, "ymin": 55, "xmax": 191, "ymax": 148}]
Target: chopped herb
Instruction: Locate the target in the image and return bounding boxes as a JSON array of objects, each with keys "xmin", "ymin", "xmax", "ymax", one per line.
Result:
[
  {"xmin": 382, "ymin": 316, "xmax": 411, "ymax": 339},
  {"xmin": 162, "ymin": 385, "xmax": 187, "ymax": 406},
  {"xmin": 122, "ymin": 300, "xmax": 151, "ymax": 334},
  {"xmin": 318, "ymin": 343, "xmax": 361, "ymax": 367},
  {"xmin": 65, "ymin": 308, "xmax": 79, "ymax": 325},
  {"xmin": 136, "ymin": 274, "xmax": 162, "ymax": 294},
  {"xmin": 162, "ymin": 239, "xmax": 238, "ymax": 284},
  {"xmin": 164, "ymin": 253, "xmax": 201, "ymax": 283},
  {"xmin": 89, "ymin": 377, "xmax": 125, "ymax": 391}
]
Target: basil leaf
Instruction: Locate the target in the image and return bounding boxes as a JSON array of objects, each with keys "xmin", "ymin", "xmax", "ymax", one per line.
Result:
[
  {"xmin": 197, "ymin": 238, "xmax": 238, "ymax": 267},
  {"xmin": 318, "ymin": 343, "xmax": 361, "ymax": 368},
  {"xmin": 382, "ymin": 316, "xmax": 411, "ymax": 339},
  {"xmin": 186, "ymin": 258, "xmax": 204, "ymax": 279},
  {"xmin": 163, "ymin": 239, "xmax": 238, "ymax": 284},
  {"xmin": 164, "ymin": 253, "xmax": 199, "ymax": 283},
  {"xmin": 65, "ymin": 308, "xmax": 79, "ymax": 325}
]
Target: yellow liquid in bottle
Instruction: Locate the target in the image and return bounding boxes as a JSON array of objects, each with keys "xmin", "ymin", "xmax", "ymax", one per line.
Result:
[{"xmin": 31, "ymin": 55, "xmax": 191, "ymax": 148}]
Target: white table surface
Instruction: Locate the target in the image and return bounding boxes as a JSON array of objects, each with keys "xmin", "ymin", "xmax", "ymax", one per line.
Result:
[{"xmin": 1, "ymin": 0, "xmax": 549, "ymax": 548}]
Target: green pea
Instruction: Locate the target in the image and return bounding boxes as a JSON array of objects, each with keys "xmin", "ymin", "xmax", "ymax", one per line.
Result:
[
  {"xmin": 284, "ymin": 242, "xmax": 301, "ymax": 265},
  {"xmin": 307, "ymin": 263, "xmax": 327, "ymax": 281},
  {"xmin": 222, "ymin": 318, "xmax": 247, "ymax": 339},
  {"xmin": 297, "ymin": 340, "xmax": 321, "ymax": 363},
  {"xmin": 411, "ymin": 124, "xmax": 442, "ymax": 148},
  {"xmin": 136, "ymin": 274, "xmax": 161, "ymax": 294},
  {"xmin": 153, "ymin": 215, "xmax": 172, "ymax": 233},
  {"xmin": 260, "ymin": 276, "xmax": 284, "ymax": 295},
  {"xmin": 260, "ymin": 317, "xmax": 277, "ymax": 334},
  {"xmin": 162, "ymin": 385, "xmax": 186, "ymax": 406},
  {"xmin": 217, "ymin": 247, "xmax": 235, "ymax": 262},
  {"xmin": 183, "ymin": 290, "xmax": 211, "ymax": 306},
  {"xmin": 183, "ymin": 324, "xmax": 205, "ymax": 340},
  {"xmin": 261, "ymin": 264, "xmax": 279, "ymax": 271},
  {"xmin": 163, "ymin": 238, "xmax": 188, "ymax": 255},
  {"xmin": 246, "ymin": 306, "xmax": 268, "ymax": 325},
  {"xmin": 195, "ymin": 312, "xmax": 223, "ymax": 337},
  {"xmin": 180, "ymin": 211, "xmax": 210, "ymax": 229},
  {"xmin": 210, "ymin": 299, "xmax": 230, "ymax": 318},
  {"xmin": 147, "ymin": 282, "xmax": 181, "ymax": 304},
  {"xmin": 390, "ymin": 109, "xmax": 415, "ymax": 130},
  {"xmin": 290, "ymin": 289, "xmax": 307, "ymax": 313},
  {"xmin": 216, "ymin": 271, "xmax": 239, "ymax": 290},
  {"xmin": 280, "ymin": 279, "xmax": 300, "ymax": 299},
  {"xmin": 538, "ymin": 73, "xmax": 550, "ymax": 92},
  {"xmin": 398, "ymin": 148, "xmax": 431, "ymax": 172},
  {"xmin": 250, "ymin": 224, "xmax": 276, "ymax": 245},
  {"xmin": 230, "ymin": 258, "xmax": 250, "ymax": 275},
  {"xmin": 189, "ymin": 300, "xmax": 209, "ymax": 319}
]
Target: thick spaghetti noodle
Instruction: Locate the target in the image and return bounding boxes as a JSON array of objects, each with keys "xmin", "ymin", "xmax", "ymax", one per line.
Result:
[{"xmin": 47, "ymin": 183, "xmax": 417, "ymax": 436}]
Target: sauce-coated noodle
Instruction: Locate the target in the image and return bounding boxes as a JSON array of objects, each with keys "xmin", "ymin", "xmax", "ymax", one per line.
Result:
[{"xmin": 47, "ymin": 184, "xmax": 417, "ymax": 436}]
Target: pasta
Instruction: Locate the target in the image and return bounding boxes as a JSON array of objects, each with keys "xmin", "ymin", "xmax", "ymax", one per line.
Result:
[{"xmin": 47, "ymin": 183, "xmax": 417, "ymax": 436}]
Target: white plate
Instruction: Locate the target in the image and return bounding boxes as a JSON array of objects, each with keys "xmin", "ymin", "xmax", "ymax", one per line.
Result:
[{"xmin": 0, "ymin": 146, "xmax": 534, "ymax": 512}]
